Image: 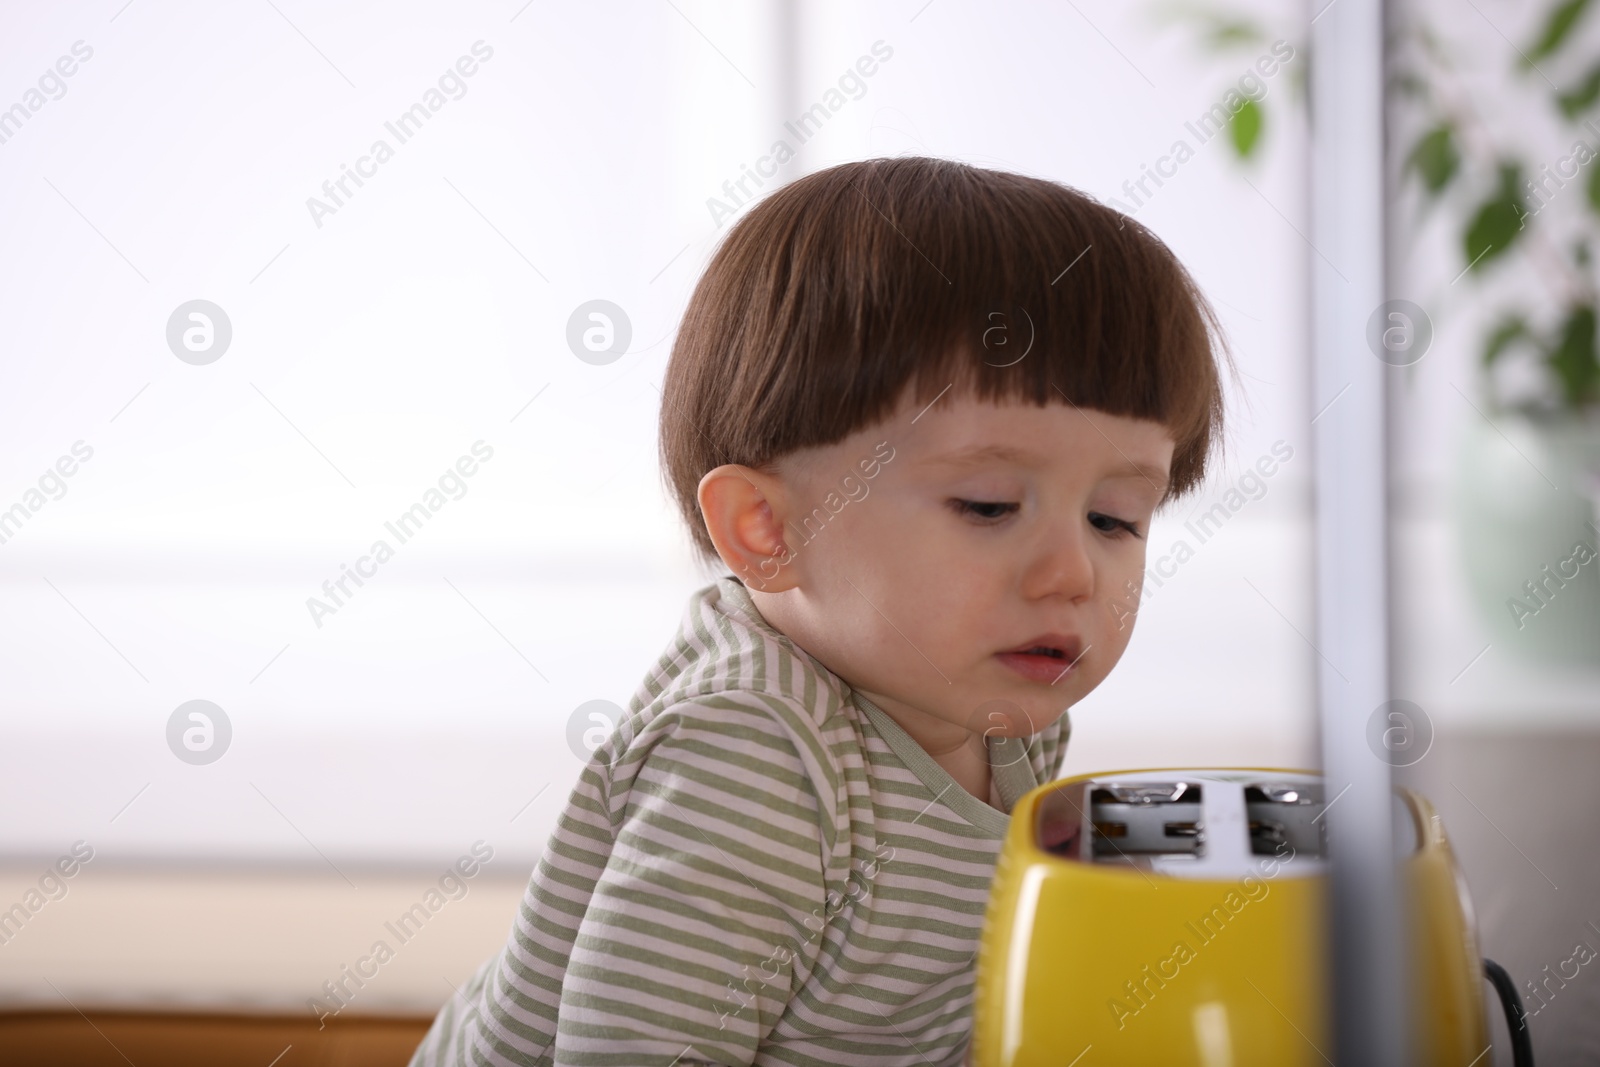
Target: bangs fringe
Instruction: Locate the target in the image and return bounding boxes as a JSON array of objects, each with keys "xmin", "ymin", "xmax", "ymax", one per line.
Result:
[{"xmin": 663, "ymin": 156, "xmax": 1234, "ymax": 563}]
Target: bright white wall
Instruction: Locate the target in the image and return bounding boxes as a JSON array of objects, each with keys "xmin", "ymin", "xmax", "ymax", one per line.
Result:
[{"xmin": 0, "ymin": 0, "xmax": 1312, "ymax": 874}]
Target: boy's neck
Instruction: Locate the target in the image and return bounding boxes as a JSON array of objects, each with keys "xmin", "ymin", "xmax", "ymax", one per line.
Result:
[
  {"xmin": 743, "ymin": 580, "xmax": 1001, "ymax": 809},
  {"xmin": 858, "ymin": 686, "xmax": 997, "ymax": 808},
  {"xmin": 875, "ymin": 706, "xmax": 1002, "ymax": 808}
]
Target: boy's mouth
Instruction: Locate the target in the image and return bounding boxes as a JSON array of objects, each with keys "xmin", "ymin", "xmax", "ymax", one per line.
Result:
[{"xmin": 995, "ymin": 634, "xmax": 1084, "ymax": 683}]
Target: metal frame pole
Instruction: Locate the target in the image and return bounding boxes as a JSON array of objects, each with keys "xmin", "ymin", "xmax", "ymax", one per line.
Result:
[{"xmin": 1309, "ymin": 0, "xmax": 1410, "ymax": 1063}]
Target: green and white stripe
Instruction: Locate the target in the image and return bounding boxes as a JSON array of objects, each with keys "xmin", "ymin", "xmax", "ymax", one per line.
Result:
[{"xmin": 409, "ymin": 576, "xmax": 1068, "ymax": 1067}]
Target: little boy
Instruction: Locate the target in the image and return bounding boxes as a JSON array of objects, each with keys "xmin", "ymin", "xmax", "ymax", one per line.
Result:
[{"xmin": 410, "ymin": 155, "xmax": 1229, "ymax": 1066}]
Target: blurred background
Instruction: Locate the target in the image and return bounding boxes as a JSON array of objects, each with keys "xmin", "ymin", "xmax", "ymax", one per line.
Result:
[{"xmin": 0, "ymin": 0, "xmax": 1594, "ymax": 1063}]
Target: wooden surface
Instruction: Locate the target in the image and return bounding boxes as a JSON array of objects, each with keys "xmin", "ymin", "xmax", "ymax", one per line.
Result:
[{"xmin": 0, "ymin": 1010, "xmax": 433, "ymax": 1067}]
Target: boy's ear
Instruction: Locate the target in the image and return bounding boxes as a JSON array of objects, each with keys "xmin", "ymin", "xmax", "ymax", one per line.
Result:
[{"xmin": 696, "ymin": 464, "xmax": 799, "ymax": 593}]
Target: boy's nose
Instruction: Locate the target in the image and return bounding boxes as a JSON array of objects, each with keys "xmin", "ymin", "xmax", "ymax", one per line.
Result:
[{"xmin": 1018, "ymin": 522, "xmax": 1097, "ymax": 603}]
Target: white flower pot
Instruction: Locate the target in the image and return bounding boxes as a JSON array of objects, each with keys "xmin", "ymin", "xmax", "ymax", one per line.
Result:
[{"xmin": 1452, "ymin": 408, "xmax": 1600, "ymax": 666}]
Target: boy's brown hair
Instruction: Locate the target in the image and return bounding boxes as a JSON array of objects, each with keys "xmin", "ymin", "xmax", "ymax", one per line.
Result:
[{"xmin": 660, "ymin": 155, "xmax": 1234, "ymax": 565}]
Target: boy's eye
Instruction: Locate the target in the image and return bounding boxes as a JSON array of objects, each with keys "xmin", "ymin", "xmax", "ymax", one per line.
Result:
[
  {"xmin": 949, "ymin": 498, "xmax": 1019, "ymax": 522},
  {"xmin": 950, "ymin": 501, "xmax": 1143, "ymax": 539},
  {"xmin": 1089, "ymin": 512, "xmax": 1143, "ymax": 539}
]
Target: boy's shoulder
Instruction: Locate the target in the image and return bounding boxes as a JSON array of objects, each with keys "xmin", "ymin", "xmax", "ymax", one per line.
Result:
[
  {"xmin": 592, "ymin": 576, "xmax": 857, "ymax": 858},
  {"xmin": 627, "ymin": 575, "xmax": 853, "ymax": 732}
]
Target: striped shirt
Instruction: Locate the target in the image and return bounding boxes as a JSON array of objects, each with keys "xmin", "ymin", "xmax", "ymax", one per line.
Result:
[{"xmin": 408, "ymin": 576, "xmax": 1069, "ymax": 1067}]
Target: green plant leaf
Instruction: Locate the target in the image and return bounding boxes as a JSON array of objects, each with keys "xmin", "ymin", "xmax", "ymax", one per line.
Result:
[
  {"xmin": 1205, "ymin": 19, "xmax": 1262, "ymax": 48},
  {"xmin": 1147, "ymin": 3, "xmax": 1262, "ymax": 49},
  {"xmin": 1548, "ymin": 305, "xmax": 1600, "ymax": 406},
  {"xmin": 1525, "ymin": 0, "xmax": 1594, "ymax": 66},
  {"xmin": 1558, "ymin": 60, "xmax": 1600, "ymax": 116},
  {"xmin": 1463, "ymin": 165, "xmax": 1527, "ymax": 273},
  {"xmin": 1587, "ymin": 159, "xmax": 1600, "ymax": 216},
  {"xmin": 1230, "ymin": 98, "xmax": 1263, "ymax": 158},
  {"xmin": 1483, "ymin": 314, "xmax": 1532, "ymax": 367},
  {"xmin": 1389, "ymin": 69, "xmax": 1431, "ymax": 101},
  {"xmin": 1406, "ymin": 125, "xmax": 1459, "ymax": 194}
]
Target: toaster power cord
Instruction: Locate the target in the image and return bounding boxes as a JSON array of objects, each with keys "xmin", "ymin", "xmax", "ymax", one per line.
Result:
[{"xmin": 1483, "ymin": 958, "xmax": 1534, "ymax": 1067}]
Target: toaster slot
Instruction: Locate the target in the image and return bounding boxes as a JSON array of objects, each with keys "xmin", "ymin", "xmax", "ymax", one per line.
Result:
[
  {"xmin": 1090, "ymin": 781, "xmax": 1205, "ymax": 857},
  {"xmin": 1244, "ymin": 782, "xmax": 1327, "ymax": 857}
]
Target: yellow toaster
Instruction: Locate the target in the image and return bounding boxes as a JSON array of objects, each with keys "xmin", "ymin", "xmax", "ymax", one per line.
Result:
[{"xmin": 973, "ymin": 768, "xmax": 1530, "ymax": 1066}]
